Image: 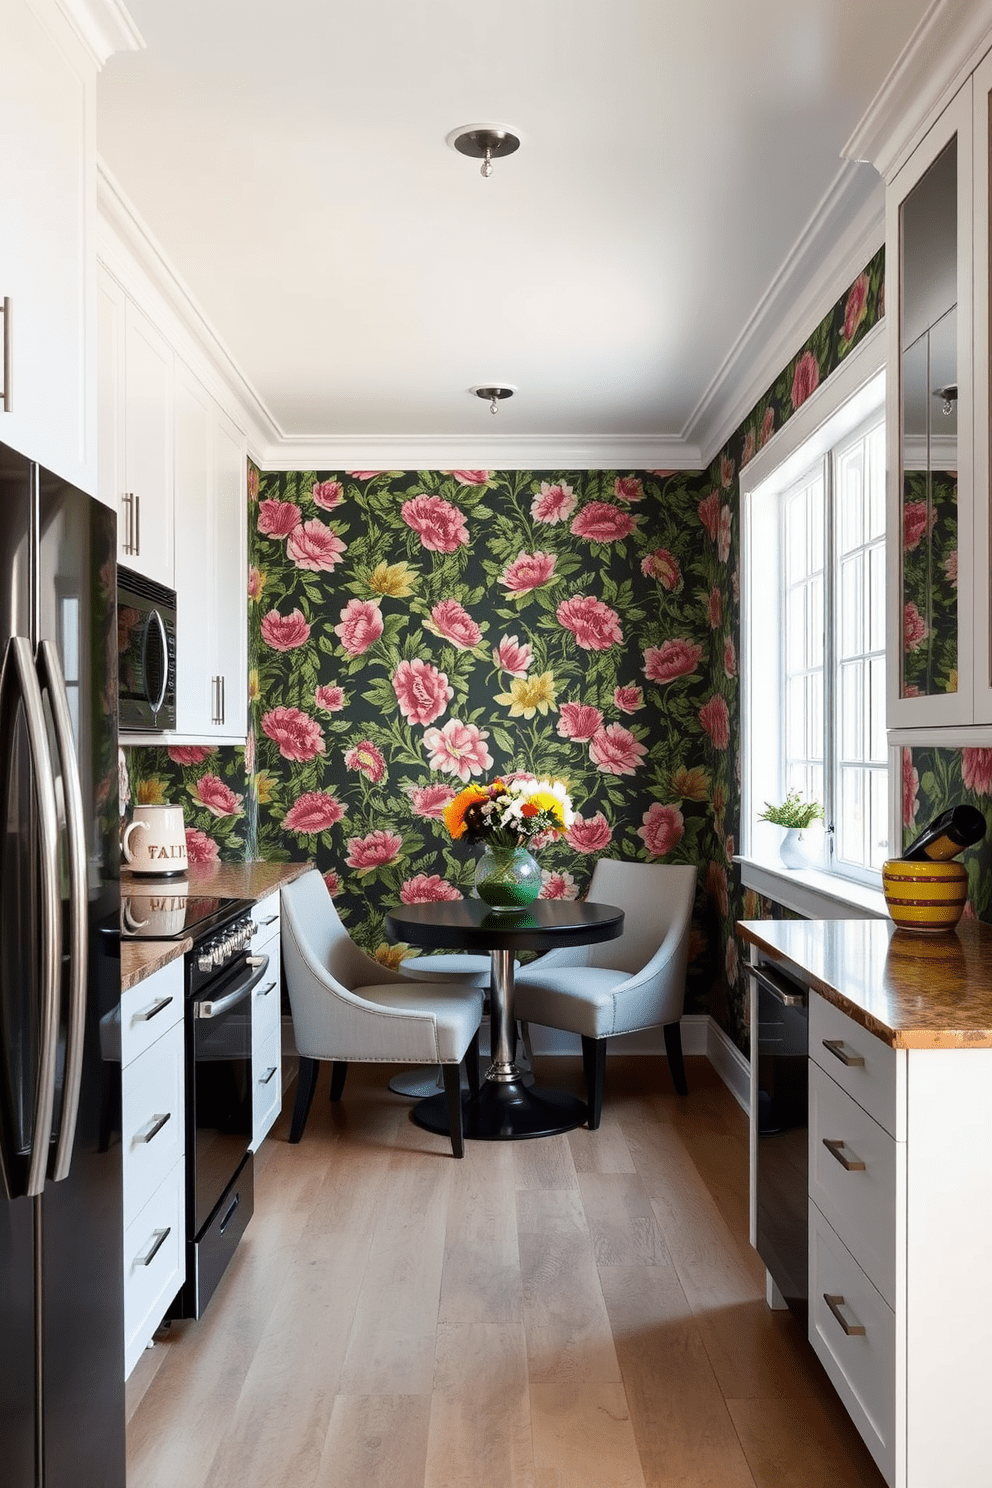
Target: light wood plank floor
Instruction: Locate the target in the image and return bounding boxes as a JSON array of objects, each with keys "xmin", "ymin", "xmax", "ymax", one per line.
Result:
[{"xmin": 126, "ymin": 1056, "xmax": 886, "ymax": 1488}]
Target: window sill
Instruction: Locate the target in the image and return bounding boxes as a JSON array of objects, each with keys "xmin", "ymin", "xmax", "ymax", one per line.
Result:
[{"xmin": 734, "ymin": 854, "xmax": 888, "ymax": 922}]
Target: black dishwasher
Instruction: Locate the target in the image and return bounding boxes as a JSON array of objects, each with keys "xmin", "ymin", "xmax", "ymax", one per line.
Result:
[{"xmin": 751, "ymin": 960, "xmax": 810, "ymax": 1325}]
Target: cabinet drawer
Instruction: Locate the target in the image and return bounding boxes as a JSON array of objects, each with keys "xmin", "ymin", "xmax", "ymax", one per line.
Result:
[
  {"xmin": 809, "ymin": 1205, "xmax": 896, "ymax": 1487},
  {"xmin": 251, "ymin": 892, "xmax": 281, "ymax": 949},
  {"xmin": 122, "ymin": 1020, "xmax": 185, "ymax": 1229},
  {"xmin": 809, "ymin": 1061, "xmax": 898, "ymax": 1308},
  {"xmin": 252, "ymin": 935, "xmax": 281, "ymax": 1052},
  {"xmin": 123, "ymin": 1158, "xmax": 184, "ymax": 1378},
  {"xmin": 810, "ymin": 993, "xmax": 903, "ymax": 1139},
  {"xmin": 120, "ymin": 960, "xmax": 184, "ymax": 1068},
  {"xmin": 251, "ymin": 1027, "xmax": 281, "ymax": 1151}
]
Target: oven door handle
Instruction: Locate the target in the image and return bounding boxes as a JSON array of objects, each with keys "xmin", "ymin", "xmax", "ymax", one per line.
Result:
[
  {"xmin": 194, "ymin": 954, "xmax": 270, "ymax": 1020},
  {"xmin": 747, "ymin": 962, "xmax": 807, "ymax": 1008}
]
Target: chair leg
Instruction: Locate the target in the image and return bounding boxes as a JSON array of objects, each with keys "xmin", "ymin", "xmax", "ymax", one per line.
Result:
[
  {"xmin": 329, "ymin": 1060, "xmax": 348, "ymax": 1103},
  {"xmin": 664, "ymin": 1021, "xmax": 688, "ymax": 1096},
  {"xmin": 464, "ymin": 1029, "xmax": 481, "ymax": 1098},
  {"xmin": 441, "ymin": 1063, "xmax": 465, "ymax": 1158},
  {"xmin": 289, "ymin": 1056, "xmax": 320, "ymax": 1143},
  {"xmin": 580, "ymin": 1035, "xmax": 607, "ymax": 1130}
]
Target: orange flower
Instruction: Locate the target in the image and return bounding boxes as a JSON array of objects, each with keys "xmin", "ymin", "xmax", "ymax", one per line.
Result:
[{"xmin": 442, "ymin": 784, "xmax": 487, "ymax": 839}]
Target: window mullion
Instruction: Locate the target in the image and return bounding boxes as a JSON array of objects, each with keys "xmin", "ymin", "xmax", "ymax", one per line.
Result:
[{"xmin": 822, "ymin": 450, "xmax": 836, "ymax": 868}]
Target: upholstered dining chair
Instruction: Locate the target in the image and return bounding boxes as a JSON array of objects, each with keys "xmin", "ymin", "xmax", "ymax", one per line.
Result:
[
  {"xmin": 512, "ymin": 859, "xmax": 697, "ymax": 1128},
  {"xmin": 280, "ymin": 870, "xmax": 484, "ymax": 1157}
]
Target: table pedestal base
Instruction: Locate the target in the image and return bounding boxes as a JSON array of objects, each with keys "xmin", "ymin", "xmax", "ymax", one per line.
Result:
[{"xmin": 413, "ymin": 1078, "xmax": 587, "ymax": 1141}]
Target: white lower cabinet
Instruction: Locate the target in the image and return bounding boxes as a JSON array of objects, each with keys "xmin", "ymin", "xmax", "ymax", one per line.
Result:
[
  {"xmin": 120, "ymin": 959, "xmax": 185, "ymax": 1378},
  {"xmin": 249, "ymin": 892, "xmax": 282, "ymax": 1150}
]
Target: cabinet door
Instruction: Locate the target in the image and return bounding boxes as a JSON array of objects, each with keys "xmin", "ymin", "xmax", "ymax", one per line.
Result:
[
  {"xmin": 886, "ymin": 85, "xmax": 974, "ymax": 730},
  {"xmin": 97, "ymin": 269, "xmax": 125, "ymax": 516},
  {"xmin": 121, "ymin": 300, "xmax": 174, "ymax": 584},
  {"xmin": 0, "ymin": 0, "xmax": 95, "ymax": 491},
  {"xmin": 212, "ymin": 407, "xmax": 247, "ymax": 739}
]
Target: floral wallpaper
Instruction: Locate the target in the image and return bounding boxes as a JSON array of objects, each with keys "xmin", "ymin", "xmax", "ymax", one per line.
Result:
[
  {"xmin": 902, "ymin": 747, "xmax": 992, "ymax": 923},
  {"xmin": 124, "ymin": 247, "xmax": 886, "ymax": 1057},
  {"xmin": 902, "ymin": 469, "xmax": 958, "ymax": 697}
]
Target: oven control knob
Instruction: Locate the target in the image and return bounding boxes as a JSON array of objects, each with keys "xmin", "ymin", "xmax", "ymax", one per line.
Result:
[{"xmin": 198, "ymin": 951, "xmax": 213, "ymax": 972}]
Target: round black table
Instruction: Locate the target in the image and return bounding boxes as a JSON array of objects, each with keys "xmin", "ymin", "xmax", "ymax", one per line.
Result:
[{"xmin": 384, "ymin": 898, "xmax": 624, "ymax": 1140}]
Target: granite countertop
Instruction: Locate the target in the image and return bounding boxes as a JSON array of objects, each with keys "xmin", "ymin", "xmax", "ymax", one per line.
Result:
[
  {"xmin": 736, "ymin": 916, "xmax": 992, "ymax": 1049},
  {"xmin": 120, "ymin": 860, "xmax": 312, "ymax": 990}
]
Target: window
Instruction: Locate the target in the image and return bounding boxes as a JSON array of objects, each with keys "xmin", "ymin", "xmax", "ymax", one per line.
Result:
[{"xmin": 744, "ymin": 371, "xmax": 889, "ymax": 887}]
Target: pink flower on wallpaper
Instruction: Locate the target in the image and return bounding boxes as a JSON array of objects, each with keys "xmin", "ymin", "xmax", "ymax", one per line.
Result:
[
  {"xmin": 530, "ymin": 482, "xmax": 576, "ymax": 524},
  {"xmin": 904, "ymin": 602, "xmax": 928, "ymax": 653},
  {"xmin": 334, "ymin": 598, "xmax": 384, "ymax": 655},
  {"xmin": 556, "ymin": 702, "xmax": 604, "ymax": 742},
  {"xmin": 344, "ymin": 740, "xmax": 386, "ymax": 783},
  {"xmin": 643, "ymin": 640, "xmax": 703, "ymax": 683},
  {"xmin": 962, "ymin": 748, "xmax": 992, "ymax": 796},
  {"xmin": 422, "ymin": 718, "xmax": 493, "ymax": 781},
  {"xmin": 791, "ymin": 350, "xmax": 820, "ymax": 409},
  {"xmin": 588, "ymin": 724, "xmax": 647, "ymax": 776},
  {"xmin": 257, "ymin": 499, "xmax": 302, "ymax": 537},
  {"xmin": 312, "ymin": 480, "xmax": 344, "ymax": 511},
  {"xmin": 283, "ymin": 792, "xmax": 344, "ymax": 835},
  {"xmin": 191, "ymin": 774, "xmax": 243, "ymax": 818},
  {"xmin": 401, "ymin": 494, "xmax": 470, "ymax": 552},
  {"xmin": 314, "ymin": 684, "xmax": 346, "ymax": 712},
  {"xmin": 640, "ymin": 548, "xmax": 680, "ymax": 589},
  {"xmin": 614, "ymin": 685, "xmax": 644, "ymax": 713},
  {"xmin": 903, "ymin": 501, "xmax": 936, "ymax": 551},
  {"xmin": 260, "ymin": 608, "xmax": 311, "ymax": 651},
  {"xmin": 944, "ymin": 550, "xmax": 958, "ymax": 585},
  {"xmin": 647, "ymin": 469, "xmax": 675, "ymax": 478},
  {"xmin": 168, "ymin": 745, "xmax": 215, "ymax": 765},
  {"xmin": 247, "ymin": 566, "xmax": 265, "ymax": 602},
  {"xmin": 247, "ymin": 465, "xmax": 259, "ymax": 503},
  {"xmin": 843, "ymin": 272, "xmax": 870, "ymax": 343},
  {"xmin": 323, "ymin": 869, "xmax": 341, "ymax": 897},
  {"xmin": 499, "ymin": 550, "xmax": 557, "ymax": 594},
  {"xmin": 493, "ymin": 635, "xmax": 532, "ymax": 676},
  {"xmin": 707, "ymin": 587, "xmax": 722, "ymax": 629},
  {"xmin": 539, "ymin": 869, "xmax": 579, "ymax": 901},
  {"xmin": 566, "ymin": 812, "xmax": 613, "ymax": 853},
  {"xmin": 742, "ymin": 428, "xmax": 756, "ymax": 466},
  {"xmin": 287, "ymin": 518, "xmax": 346, "ymax": 572},
  {"xmin": 261, "ymin": 706, "xmax": 326, "ymax": 762},
  {"xmin": 446, "ymin": 470, "xmax": 490, "ymax": 485},
  {"xmin": 760, "ymin": 406, "xmax": 776, "ymax": 448},
  {"xmin": 717, "ymin": 504, "xmax": 732, "ymax": 563},
  {"xmin": 637, "ymin": 803, "xmax": 685, "ymax": 858},
  {"xmin": 720, "ymin": 454, "xmax": 735, "ymax": 490},
  {"xmin": 400, "ymin": 874, "xmax": 463, "ymax": 904},
  {"xmin": 697, "ymin": 491, "xmax": 720, "ymax": 540},
  {"xmin": 556, "ymin": 594, "xmax": 623, "ymax": 650},
  {"xmin": 724, "ymin": 636, "xmax": 737, "ymax": 679},
  {"xmin": 427, "ymin": 599, "xmax": 482, "ymax": 649},
  {"xmin": 699, "ymin": 695, "xmax": 731, "ymax": 749},
  {"xmin": 902, "ymin": 750, "xmax": 919, "ymax": 828},
  {"xmin": 185, "ymin": 828, "xmax": 220, "ymax": 866},
  {"xmin": 392, "ymin": 658, "xmax": 453, "ymax": 725},
  {"xmin": 347, "ymin": 470, "xmax": 384, "ymax": 479},
  {"xmin": 570, "ymin": 503, "xmax": 637, "ymax": 543},
  {"xmin": 244, "ymin": 728, "xmax": 255, "ymax": 774},
  {"xmin": 407, "ymin": 783, "xmax": 457, "ymax": 819},
  {"xmin": 346, "ymin": 830, "xmax": 403, "ymax": 871},
  {"xmin": 613, "ymin": 476, "xmax": 644, "ymax": 503}
]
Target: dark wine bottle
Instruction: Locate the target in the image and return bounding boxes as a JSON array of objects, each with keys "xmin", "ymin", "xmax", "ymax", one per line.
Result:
[{"xmin": 903, "ymin": 804, "xmax": 987, "ymax": 861}]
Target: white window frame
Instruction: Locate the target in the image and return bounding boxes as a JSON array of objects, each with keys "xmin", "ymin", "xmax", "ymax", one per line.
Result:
[{"xmin": 738, "ymin": 324, "xmax": 893, "ymax": 921}]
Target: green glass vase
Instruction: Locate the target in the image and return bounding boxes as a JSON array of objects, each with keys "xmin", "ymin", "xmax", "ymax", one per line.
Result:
[{"xmin": 474, "ymin": 843, "xmax": 542, "ymax": 910}]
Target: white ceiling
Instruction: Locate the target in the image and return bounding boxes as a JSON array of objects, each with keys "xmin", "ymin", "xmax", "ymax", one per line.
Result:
[{"xmin": 95, "ymin": 0, "xmax": 936, "ymax": 466}]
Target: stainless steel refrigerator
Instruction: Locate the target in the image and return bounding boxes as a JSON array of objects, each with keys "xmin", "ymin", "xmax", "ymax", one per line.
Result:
[{"xmin": 0, "ymin": 442, "xmax": 124, "ymax": 1487}]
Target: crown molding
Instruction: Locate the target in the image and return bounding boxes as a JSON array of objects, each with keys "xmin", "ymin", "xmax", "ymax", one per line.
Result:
[
  {"xmin": 54, "ymin": 0, "xmax": 143, "ymax": 66},
  {"xmin": 843, "ymin": 0, "xmax": 992, "ymax": 181},
  {"xmin": 687, "ymin": 159, "xmax": 884, "ymax": 469},
  {"xmin": 251, "ymin": 433, "xmax": 702, "ymax": 474}
]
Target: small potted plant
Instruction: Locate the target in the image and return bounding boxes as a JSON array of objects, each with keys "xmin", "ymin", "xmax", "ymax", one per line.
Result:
[{"xmin": 758, "ymin": 790, "xmax": 824, "ymax": 868}]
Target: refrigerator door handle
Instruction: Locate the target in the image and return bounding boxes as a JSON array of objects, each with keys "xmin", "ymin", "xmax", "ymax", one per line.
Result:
[
  {"xmin": 0, "ymin": 637, "xmax": 62, "ymax": 1198},
  {"xmin": 37, "ymin": 640, "xmax": 88, "ymax": 1182}
]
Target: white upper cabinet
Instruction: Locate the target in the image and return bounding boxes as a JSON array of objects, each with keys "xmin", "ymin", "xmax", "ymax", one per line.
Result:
[{"xmin": 0, "ymin": 0, "xmax": 97, "ymax": 491}]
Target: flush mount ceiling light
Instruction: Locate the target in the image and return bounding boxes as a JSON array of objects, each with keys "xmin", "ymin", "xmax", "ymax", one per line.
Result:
[
  {"xmin": 447, "ymin": 123, "xmax": 521, "ymax": 178},
  {"xmin": 470, "ymin": 384, "xmax": 516, "ymax": 415}
]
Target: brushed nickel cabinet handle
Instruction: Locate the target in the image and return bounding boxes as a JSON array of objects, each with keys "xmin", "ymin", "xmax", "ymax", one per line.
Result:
[
  {"xmin": 134, "ymin": 492, "xmax": 141, "ymax": 554},
  {"xmin": 138, "ymin": 1112, "xmax": 172, "ymax": 1144},
  {"xmin": 822, "ymin": 1138, "xmax": 866, "ymax": 1171},
  {"xmin": 824, "ymin": 1293, "xmax": 866, "ymax": 1336},
  {"xmin": 137, "ymin": 1227, "xmax": 171, "ymax": 1267},
  {"xmin": 260, "ymin": 1065, "xmax": 278, "ymax": 1086},
  {"xmin": 138, "ymin": 995, "xmax": 173, "ymax": 1023},
  {"xmin": 822, "ymin": 1038, "xmax": 865, "ymax": 1068},
  {"xmin": 258, "ymin": 981, "xmax": 276, "ymax": 997},
  {"xmin": 1, "ymin": 295, "xmax": 11, "ymax": 411},
  {"xmin": 257, "ymin": 914, "xmax": 278, "ymax": 927},
  {"xmin": 121, "ymin": 493, "xmax": 133, "ymax": 554}
]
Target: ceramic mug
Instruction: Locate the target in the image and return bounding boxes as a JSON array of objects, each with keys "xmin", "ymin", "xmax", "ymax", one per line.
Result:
[
  {"xmin": 122, "ymin": 803, "xmax": 188, "ymax": 876},
  {"xmin": 121, "ymin": 882, "xmax": 189, "ymax": 936}
]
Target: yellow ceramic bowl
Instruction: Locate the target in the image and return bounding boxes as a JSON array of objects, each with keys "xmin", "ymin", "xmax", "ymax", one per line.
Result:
[{"xmin": 881, "ymin": 858, "xmax": 969, "ymax": 934}]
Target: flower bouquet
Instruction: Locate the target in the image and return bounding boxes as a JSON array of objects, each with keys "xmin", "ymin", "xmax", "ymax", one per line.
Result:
[{"xmin": 443, "ymin": 776, "xmax": 574, "ymax": 909}]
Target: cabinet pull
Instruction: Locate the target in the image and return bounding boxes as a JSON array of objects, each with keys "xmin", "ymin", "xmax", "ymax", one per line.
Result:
[
  {"xmin": 257, "ymin": 914, "xmax": 278, "ymax": 927},
  {"xmin": 211, "ymin": 675, "xmax": 224, "ymax": 725},
  {"xmin": 259, "ymin": 981, "xmax": 276, "ymax": 997},
  {"xmin": 822, "ymin": 1138, "xmax": 866, "ymax": 1171},
  {"xmin": 137, "ymin": 994, "xmax": 173, "ymax": 1023},
  {"xmin": 121, "ymin": 493, "xmax": 133, "ymax": 554},
  {"xmin": 822, "ymin": 1038, "xmax": 865, "ymax": 1068},
  {"xmin": 823, "ymin": 1293, "xmax": 866, "ymax": 1336},
  {"xmin": 138, "ymin": 1112, "xmax": 171, "ymax": 1144},
  {"xmin": 134, "ymin": 492, "xmax": 141, "ymax": 554},
  {"xmin": 260, "ymin": 1065, "xmax": 278, "ymax": 1086},
  {"xmin": 219, "ymin": 674, "xmax": 225, "ymax": 725},
  {"xmin": 218, "ymin": 1192, "xmax": 240, "ymax": 1235},
  {"xmin": 1, "ymin": 295, "xmax": 10, "ymax": 411},
  {"xmin": 136, "ymin": 1227, "xmax": 171, "ymax": 1267}
]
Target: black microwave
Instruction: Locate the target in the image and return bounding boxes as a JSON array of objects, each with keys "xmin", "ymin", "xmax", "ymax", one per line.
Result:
[{"xmin": 117, "ymin": 566, "xmax": 177, "ymax": 731}]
